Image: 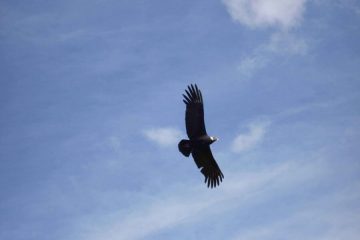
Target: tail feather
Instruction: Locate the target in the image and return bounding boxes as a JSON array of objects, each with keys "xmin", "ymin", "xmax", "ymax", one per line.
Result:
[{"xmin": 178, "ymin": 139, "xmax": 192, "ymax": 157}]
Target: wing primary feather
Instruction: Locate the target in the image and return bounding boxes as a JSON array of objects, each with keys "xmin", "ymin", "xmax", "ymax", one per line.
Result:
[
  {"xmin": 188, "ymin": 85, "xmax": 195, "ymax": 99},
  {"xmin": 195, "ymin": 84, "xmax": 201, "ymax": 102},
  {"xmin": 190, "ymin": 84, "xmax": 197, "ymax": 101},
  {"xmin": 183, "ymin": 100, "xmax": 188, "ymax": 105},
  {"xmin": 185, "ymin": 89, "xmax": 193, "ymax": 100},
  {"xmin": 191, "ymin": 84, "xmax": 198, "ymax": 98},
  {"xmin": 194, "ymin": 85, "xmax": 200, "ymax": 101},
  {"xmin": 182, "ymin": 94, "xmax": 191, "ymax": 103}
]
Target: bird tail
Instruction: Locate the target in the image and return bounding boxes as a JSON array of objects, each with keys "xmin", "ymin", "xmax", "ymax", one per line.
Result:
[{"xmin": 178, "ymin": 139, "xmax": 192, "ymax": 157}]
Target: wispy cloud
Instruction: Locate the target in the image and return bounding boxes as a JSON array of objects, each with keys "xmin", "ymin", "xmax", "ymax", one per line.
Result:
[
  {"xmin": 273, "ymin": 98, "xmax": 348, "ymax": 119},
  {"xmin": 266, "ymin": 31, "xmax": 308, "ymax": 55},
  {"xmin": 222, "ymin": 1, "xmax": 309, "ymax": 77},
  {"xmin": 143, "ymin": 127, "xmax": 183, "ymax": 147},
  {"xmin": 237, "ymin": 31, "xmax": 308, "ymax": 76},
  {"xmin": 82, "ymin": 164, "xmax": 273, "ymax": 239},
  {"xmin": 231, "ymin": 182, "xmax": 360, "ymax": 240},
  {"xmin": 79, "ymin": 157, "xmax": 334, "ymax": 240},
  {"xmin": 231, "ymin": 121, "xmax": 270, "ymax": 153},
  {"xmin": 222, "ymin": 0, "xmax": 307, "ymax": 29},
  {"xmin": 237, "ymin": 55, "xmax": 269, "ymax": 77}
]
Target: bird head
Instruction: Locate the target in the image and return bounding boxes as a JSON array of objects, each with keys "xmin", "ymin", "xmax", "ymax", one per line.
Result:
[{"xmin": 210, "ymin": 136, "xmax": 218, "ymax": 144}]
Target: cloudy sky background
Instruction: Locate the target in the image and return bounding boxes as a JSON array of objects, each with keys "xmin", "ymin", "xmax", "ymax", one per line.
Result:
[{"xmin": 1, "ymin": 0, "xmax": 360, "ymax": 239}]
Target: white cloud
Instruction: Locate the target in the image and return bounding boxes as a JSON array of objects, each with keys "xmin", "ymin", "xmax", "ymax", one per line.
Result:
[
  {"xmin": 222, "ymin": 0, "xmax": 307, "ymax": 29},
  {"xmin": 231, "ymin": 121, "xmax": 270, "ymax": 153},
  {"xmin": 223, "ymin": 1, "xmax": 310, "ymax": 77},
  {"xmin": 143, "ymin": 127, "xmax": 183, "ymax": 147},
  {"xmin": 266, "ymin": 31, "xmax": 308, "ymax": 55},
  {"xmin": 223, "ymin": 0, "xmax": 308, "ymax": 77}
]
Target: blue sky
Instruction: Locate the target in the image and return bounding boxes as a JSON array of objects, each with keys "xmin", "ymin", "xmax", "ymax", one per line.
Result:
[{"xmin": 1, "ymin": 0, "xmax": 360, "ymax": 239}]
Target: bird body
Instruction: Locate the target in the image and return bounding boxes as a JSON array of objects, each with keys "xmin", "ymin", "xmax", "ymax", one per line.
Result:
[
  {"xmin": 178, "ymin": 84, "xmax": 224, "ymax": 188},
  {"xmin": 178, "ymin": 137, "xmax": 216, "ymax": 156}
]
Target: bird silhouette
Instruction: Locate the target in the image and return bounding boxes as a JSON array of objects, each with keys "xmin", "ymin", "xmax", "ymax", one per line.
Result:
[{"xmin": 178, "ymin": 84, "xmax": 224, "ymax": 188}]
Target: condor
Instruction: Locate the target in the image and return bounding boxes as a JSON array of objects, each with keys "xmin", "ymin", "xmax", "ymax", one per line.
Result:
[{"xmin": 178, "ymin": 84, "xmax": 224, "ymax": 188}]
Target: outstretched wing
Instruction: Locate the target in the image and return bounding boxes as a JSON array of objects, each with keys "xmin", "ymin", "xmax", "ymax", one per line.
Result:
[
  {"xmin": 192, "ymin": 146, "xmax": 224, "ymax": 188},
  {"xmin": 182, "ymin": 84, "xmax": 207, "ymax": 139}
]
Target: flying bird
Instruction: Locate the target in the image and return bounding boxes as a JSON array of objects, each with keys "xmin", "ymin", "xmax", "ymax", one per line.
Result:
[{"xmin": 178, "ymin": 84, "xmax": 224, "ymax": 188}]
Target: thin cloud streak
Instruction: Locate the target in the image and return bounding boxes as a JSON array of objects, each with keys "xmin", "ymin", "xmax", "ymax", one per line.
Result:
[
  {"xmin": 232, "ymin": 183, "xmax": 360, "ymax": 240},
  {"xmin": 82, "ymin": 159, "xmax": 327, "ymax": 240}
]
